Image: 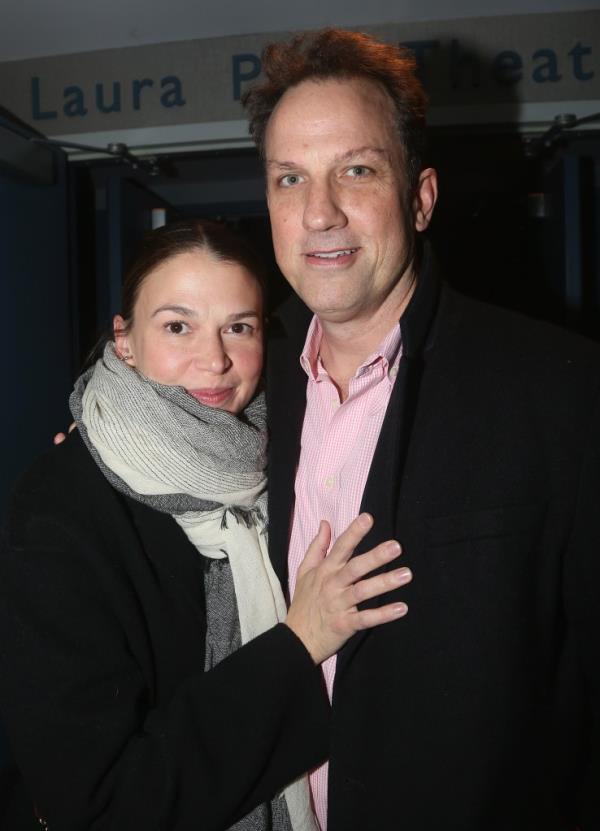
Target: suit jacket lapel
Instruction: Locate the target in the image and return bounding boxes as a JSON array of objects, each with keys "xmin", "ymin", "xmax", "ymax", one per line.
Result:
[
  {"xmin": 266, "ymin": 294, "xmax": 313, "ymax": 591},
  {"xmin": 358, "ymin": 244, "xmax": 442, "ymax": 548},
  {"xmin": 336, "ymin": 244, "xmax": 442, "ymax": 673}
]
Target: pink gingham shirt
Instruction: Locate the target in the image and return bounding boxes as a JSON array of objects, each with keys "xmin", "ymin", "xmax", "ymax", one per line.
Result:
[{"xmin": 287, "ymin": 315, "xmax": 403, "ymax": 831}]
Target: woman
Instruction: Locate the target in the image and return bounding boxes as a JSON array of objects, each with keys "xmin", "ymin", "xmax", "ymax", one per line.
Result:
[{"xmin": 0, "ymin": 220, "xmax": 410, "ymax": 831}]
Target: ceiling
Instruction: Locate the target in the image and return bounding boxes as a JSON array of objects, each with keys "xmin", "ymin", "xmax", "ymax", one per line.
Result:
[{"xmin": 2, "ymin": 0, "xmax": 598, "ymax": 62}]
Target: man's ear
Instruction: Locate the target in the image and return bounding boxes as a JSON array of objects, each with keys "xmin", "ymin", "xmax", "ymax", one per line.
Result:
[
  {"xmin": 113, "ymin": 315, "xmax": 135, "ymax": 365},
  {"xmin": 413, "ymin": 168, "xmax": 438, "ymax": 232}
]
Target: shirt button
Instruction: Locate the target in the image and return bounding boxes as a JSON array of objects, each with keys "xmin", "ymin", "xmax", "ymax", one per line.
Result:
[
  {"xmin": 390, "ymin": 365, "xmax": 399, "ymax": 378},
  {"xmin": 332, "ymin": 398, "xmax": 340, "ymax": 409},
  {"xmin": 324, "ymin": 476, "xmax": 335, "ymax": 489}
]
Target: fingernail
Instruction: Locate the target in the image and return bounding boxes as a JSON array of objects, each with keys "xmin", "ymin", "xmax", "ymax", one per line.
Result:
[
  {"xmin": 392, "ymin": 603, "xmax": 408, "ymax": 617},
  {"xmin": 385, "ymin": 541, "xmax": 401, "ymax": 557},
  {"xmin": 358, "ymin": 513, "xmax": 373, "ymax": 529},
  {"xmin": 392, "ymin": 567, "xmax": 412, "ymax": 584}
]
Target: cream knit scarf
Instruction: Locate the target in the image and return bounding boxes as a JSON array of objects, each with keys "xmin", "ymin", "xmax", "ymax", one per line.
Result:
[{"xmin": 70, "ymin": 343, "xmax": 317, "ymax": 831}]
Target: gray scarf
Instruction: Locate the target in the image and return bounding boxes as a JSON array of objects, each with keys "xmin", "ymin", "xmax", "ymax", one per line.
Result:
[{"xmin": 70, "ymin": 343, "xmax": 317, "ymax": 831}]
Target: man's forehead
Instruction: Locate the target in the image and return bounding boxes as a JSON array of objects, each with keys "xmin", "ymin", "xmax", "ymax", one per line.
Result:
[
  {"xmin": 270, "ymin": 75, "xmax": 392, "ymax": 117},
  {"xmin": 264, "ymin": 78, "xmax": 401, "ymax": 163}
]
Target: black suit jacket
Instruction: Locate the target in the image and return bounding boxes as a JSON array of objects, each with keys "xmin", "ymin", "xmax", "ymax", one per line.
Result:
[
  {"xmin": 0, "ymin": 432, "xmax": 330, "ymax": 830},
  {"xmin": 267, "ymin": 246, "xmax": 600, "ymax": 830}
]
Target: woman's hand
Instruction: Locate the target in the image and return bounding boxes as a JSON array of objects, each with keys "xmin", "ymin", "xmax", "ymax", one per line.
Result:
[{"xmin": 285, "ymin": 514, "xmax": 412, "ymax": 664}]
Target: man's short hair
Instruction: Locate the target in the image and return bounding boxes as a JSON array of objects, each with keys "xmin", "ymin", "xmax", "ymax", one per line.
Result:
[{"xmin": 241, "ymin": 28, "xmax": 428, "ymax": 191}]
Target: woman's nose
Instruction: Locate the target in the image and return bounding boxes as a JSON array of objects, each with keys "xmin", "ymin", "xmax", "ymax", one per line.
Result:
[{"xmin": 195, "ymin": 336, "xmax": 232, "ymax": 374}]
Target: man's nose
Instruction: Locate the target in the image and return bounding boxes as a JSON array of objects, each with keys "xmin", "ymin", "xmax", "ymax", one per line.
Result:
[{"xmin": 302, "ymin": 179, "xmax": 347, "ymax": 232}]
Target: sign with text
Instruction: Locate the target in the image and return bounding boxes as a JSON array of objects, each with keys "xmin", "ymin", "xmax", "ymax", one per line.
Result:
[{"xmin": 0, "ymin": 11, "xmax": 597, "ymax": 139}]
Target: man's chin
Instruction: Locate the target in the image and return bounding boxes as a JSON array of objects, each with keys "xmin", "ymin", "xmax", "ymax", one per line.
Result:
[
  {"xmin": 308, "ymin": 301, "xmax": 366, "ymax": 326},
  {"xmin": 291, "ymin": 282, "xmax": 362, "ymax": 322}
]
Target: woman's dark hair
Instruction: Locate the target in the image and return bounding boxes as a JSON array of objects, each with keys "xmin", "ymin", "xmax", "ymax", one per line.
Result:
[
  {"xmin": 241, "ymin": 28, "xmax": 428, "ymax": 193},
  {"xmin": 85, "ymin": 219, "xmax": 267, "ymax": 368},
  {"xmin": 120, "ymin": 218, "xmax": 267, "ymax": 329}
]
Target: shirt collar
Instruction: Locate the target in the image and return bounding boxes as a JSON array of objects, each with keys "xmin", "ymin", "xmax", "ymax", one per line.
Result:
[{"xmin": 299, "ymin": 315, "xmax": 402, "ymax": 382}]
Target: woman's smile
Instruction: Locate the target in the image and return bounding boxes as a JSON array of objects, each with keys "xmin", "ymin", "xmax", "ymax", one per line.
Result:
[{"xmin": 186, "ymin": 386, "xmax": 235, "ymax": 407}]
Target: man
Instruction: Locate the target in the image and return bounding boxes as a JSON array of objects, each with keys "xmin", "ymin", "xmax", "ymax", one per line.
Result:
[{"xmin": 242, "ymin": 29, "xmax": 600, "ymax": 830}]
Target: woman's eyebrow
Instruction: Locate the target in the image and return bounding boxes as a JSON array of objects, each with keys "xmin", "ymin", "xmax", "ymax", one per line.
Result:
[
  {"xmin": 151, "ymin": 304, "xmax": 197, "ymax": 318},
  {"xmin": 228, "ymin": 311, "xmax": 261, "ymax": 321},
  {"xmin": 151, "ymin": 307, "xmax": 260, "ymax": 321}
]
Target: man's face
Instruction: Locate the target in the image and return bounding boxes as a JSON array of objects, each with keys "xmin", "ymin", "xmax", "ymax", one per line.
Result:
[{"xmin": 265, "ymin": 77, "xmax": 436, "ymax": 326}]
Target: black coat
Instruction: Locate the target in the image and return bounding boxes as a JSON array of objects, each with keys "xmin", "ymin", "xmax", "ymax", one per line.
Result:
[
  {"xmin": 0, "ymin": 432, "xmax": 330, "ymax": 830},
  {"xmin": 267, "ymin": 247, "xmax": 600, "ymax": 831}
]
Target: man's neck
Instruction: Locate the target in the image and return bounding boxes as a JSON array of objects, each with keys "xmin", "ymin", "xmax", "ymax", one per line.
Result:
[{"xmin": 318, "ymin": 273, "xmax": 416, "ymax": 401}]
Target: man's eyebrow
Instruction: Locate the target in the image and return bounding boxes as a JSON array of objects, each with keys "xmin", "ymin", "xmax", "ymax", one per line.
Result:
[
  {"xmin": 151, "ymin": 304, "xmax": 197, "ymax": 318},
  {"xmin": 333, "ymin": 146, "xmax": 392, "ymax": 164},
  {"xmin": 266, "ymin": 159, "xmax": 298, "ymax": 171},
  {"xmin": 266, "ymin": 146, "xmax": 392, "ymax": 169}
]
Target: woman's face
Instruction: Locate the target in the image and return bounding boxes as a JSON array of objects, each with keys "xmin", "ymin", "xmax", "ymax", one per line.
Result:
[{"xmin": 114, "ymin": 249, "xmax": 264, "ymax": 415}]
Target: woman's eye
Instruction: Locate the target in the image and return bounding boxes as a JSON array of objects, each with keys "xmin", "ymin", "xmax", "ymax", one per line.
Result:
[
  {"xmin": 227, "ymin": 322, "xmax": 253, "ymax": 335},
  {"xmin": 165, "ymin": 321, "xmax": 188, "ymax": 335}
]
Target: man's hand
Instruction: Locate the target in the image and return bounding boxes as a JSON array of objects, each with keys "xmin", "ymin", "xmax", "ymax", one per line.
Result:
[
  {"xmin": 53, "ymin": 422, "xmax": 76, "ymax": 445},
  {"xmin": 285, "ymin": 514, "xmax": 411, "ymax": 664}
]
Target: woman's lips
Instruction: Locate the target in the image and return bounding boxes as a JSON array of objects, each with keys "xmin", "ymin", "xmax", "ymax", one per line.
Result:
[{"xmin": 187, "ymin": 388, "xmax": 233, "ymax": 407}]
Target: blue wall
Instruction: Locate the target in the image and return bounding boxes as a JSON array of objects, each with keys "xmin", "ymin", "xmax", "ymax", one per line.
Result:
[
  {"xmin": 0, "ymin": 145, "xmax": 74, "ymax": 519},
  {"xmin": 0, "ymin": 136, "xmax": 74, "ymax": 772}
]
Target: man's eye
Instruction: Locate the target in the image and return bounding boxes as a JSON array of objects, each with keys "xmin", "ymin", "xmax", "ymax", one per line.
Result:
[
  {"xmin": 346, "ymin": 165, "xmax": 370, "ymax": 178},
  {"xmin": 165, "ymin": 321, "xmax": 188, "ymax": 334},
  {"xmin": 280, "ymin": 173, "xmax": 303, "ymax": 187}
]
